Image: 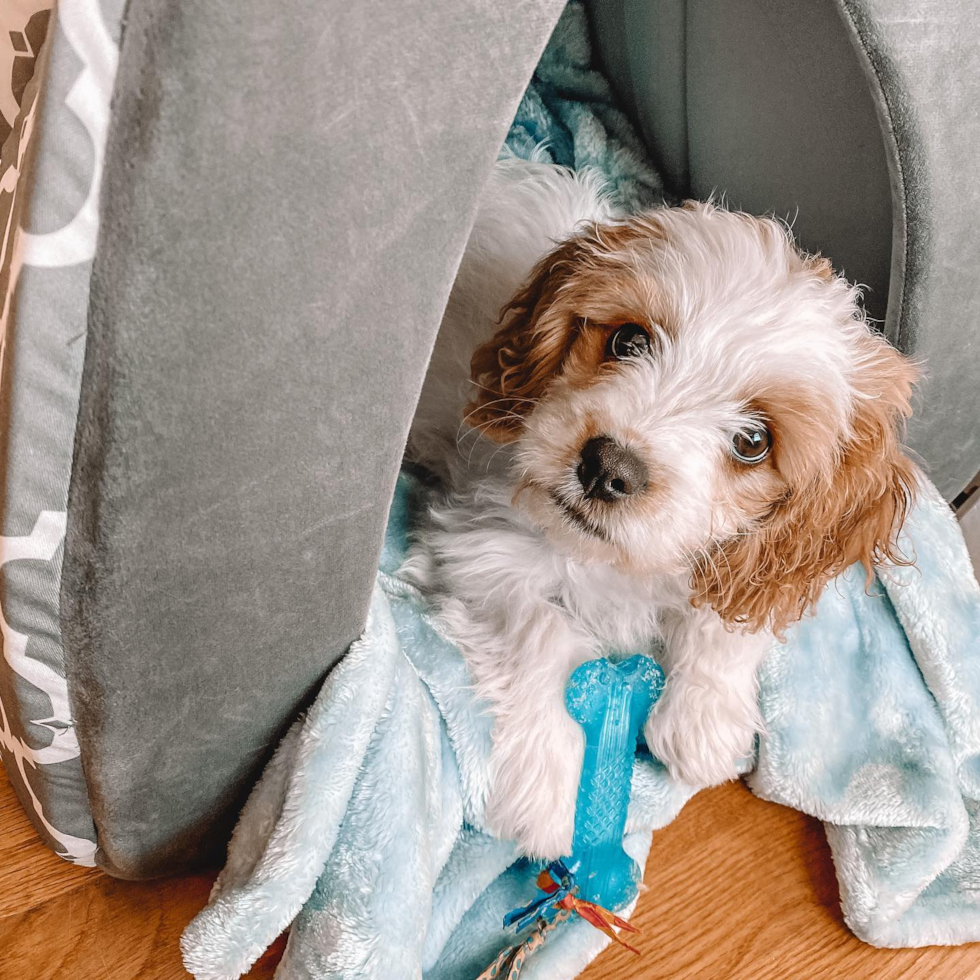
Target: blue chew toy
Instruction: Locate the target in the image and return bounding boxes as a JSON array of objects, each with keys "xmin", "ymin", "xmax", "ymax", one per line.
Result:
[
  {"xmin": 496, "ymin": 655, "xmax": 664, "ymax": 976},
  {"xmin": 564, "ymin": 654, "xmax": 665, "ymax": 910}
]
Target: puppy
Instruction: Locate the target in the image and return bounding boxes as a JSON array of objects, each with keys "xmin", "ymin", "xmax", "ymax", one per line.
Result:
[{"xmin": 403, "ymin": 156, "xmax": 917, "ymax": 860}]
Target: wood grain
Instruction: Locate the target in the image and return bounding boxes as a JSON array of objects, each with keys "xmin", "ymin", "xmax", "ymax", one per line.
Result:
[
  {"xmin": 581, "ymin": 783, "xmax": 980, "ymax": 980},
  {"xmin": 0, "ymin": 767, "xmax": 100, "ymax": 918},
  {"xmin": 1, "ymin": 764, "xmax": 978, "ymax": 979}
]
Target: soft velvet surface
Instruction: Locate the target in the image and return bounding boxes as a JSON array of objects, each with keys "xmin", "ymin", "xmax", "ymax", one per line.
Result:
[
  {"xmin": 837, "ymin": 0, "xmax": 980, "ymax": 501},
  {"xmin": 59, "ymin": 0, "xmax": 567, "ymax": 878}
]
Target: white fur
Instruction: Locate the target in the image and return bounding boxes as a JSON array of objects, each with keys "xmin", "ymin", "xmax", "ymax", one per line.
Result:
[{"xmin": 403, "ymin": 157, "xmax": 868, "ymax": 859}]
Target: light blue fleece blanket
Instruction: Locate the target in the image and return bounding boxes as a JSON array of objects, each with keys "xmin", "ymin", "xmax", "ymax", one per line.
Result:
[
  {"xmin": 182, "ymin": 5, "xmax": 980, "ymax": 977},
  {"xmin": 181, "ymin": 473, "xmax": 980, "ymax": 979}
]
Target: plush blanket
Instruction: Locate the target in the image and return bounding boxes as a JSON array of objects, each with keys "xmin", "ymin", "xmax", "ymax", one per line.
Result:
[
  {"xmin": 182, "ymin": 471, "xmax": 980, "ymax": 979},
  {"xmin": 182, "ymin": 5, "xmax": 980, "ymax": 977}
]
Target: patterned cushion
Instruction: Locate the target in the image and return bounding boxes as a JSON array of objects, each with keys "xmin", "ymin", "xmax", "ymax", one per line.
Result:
[
  {"xmin": 0, "ymin": 0, "xmax": 50, "ymax": 333},
  {"xmin": 0, "ymin": 0, "xmax": 124, "ymax": 865}
]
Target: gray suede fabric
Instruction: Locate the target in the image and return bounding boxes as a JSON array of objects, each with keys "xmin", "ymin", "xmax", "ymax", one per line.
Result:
[
  {"xmin": 588, "ymin": 0, "xmax": 893, "ymax": 321},
  {"xmin": 587, "ymin": 0, "xmax": 980, "ymax": 500},
  {"xmin": 586, "ymin": 0, "xmax": 688, "ymax": 195},
  {"xmin": 836, "ymin": 0, "xmax": 980, "ymax": 500},
  {"xmin": 684, "ymin": 0, "xmax": 894, "ymax": 329},
  {"xmin": 62, "ymin": 0, "xmax": 566, "ymax": 878}
]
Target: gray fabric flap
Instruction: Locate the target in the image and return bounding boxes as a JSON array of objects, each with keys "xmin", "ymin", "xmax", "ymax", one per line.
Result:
[{"xmin": 62, "ymin": 0, "xmax": 567, "ymax": 878}]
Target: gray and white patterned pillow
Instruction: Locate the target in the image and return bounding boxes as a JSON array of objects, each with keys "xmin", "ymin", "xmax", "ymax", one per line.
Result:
[
  {"xmin": 0, "ymin": 0, "xmax": 51, "ymax": 341},
  {"xmin": 0, "ymin": 0, "xmax": 125, "ymax": 865}
]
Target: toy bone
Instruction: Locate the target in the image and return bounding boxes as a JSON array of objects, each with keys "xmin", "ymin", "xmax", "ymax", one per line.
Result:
[
  {"xmin": 563, "ymin": 654, "xmax": 665, "ymax": 910},
  {"xmin": 496, "ymin": 653, "xmax": 664, "ymax": 978}
]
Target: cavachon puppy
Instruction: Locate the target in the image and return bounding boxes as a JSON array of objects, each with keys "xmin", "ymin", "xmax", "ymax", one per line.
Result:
[{"xmin": 403, "ymin": 156, "xmax": 917, "ymax": 860}]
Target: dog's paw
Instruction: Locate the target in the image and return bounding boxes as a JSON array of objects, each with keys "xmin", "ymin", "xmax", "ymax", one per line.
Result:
[
  {"xmin": 485, "ymin": 728, "xmax": 582, "ymax": 860},
  {"xmin": 489, "ymin": 799, "xmax": 576, "ymax": 862},
  {"xmin": 644, "ymin": 699, "xmax": 757, "ymax": 788}
]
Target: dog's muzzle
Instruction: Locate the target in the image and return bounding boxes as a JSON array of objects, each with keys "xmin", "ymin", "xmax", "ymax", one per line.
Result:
[{"xmin": 576, "ymin": 436, "xmax": 648, "ymax": 503}]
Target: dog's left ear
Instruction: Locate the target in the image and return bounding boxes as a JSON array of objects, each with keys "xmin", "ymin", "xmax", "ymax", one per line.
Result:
[
  {"xmin": 692, "ymin": 333, "xmax": 918, "ymax": 637},
  {"xmin": 465, "ymin": 234, "xmax": 599, "ymax": 443}
]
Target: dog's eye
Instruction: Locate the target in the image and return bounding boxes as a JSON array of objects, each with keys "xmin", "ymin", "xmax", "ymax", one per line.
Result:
[
  {"xmin": 731, "ymin": 423, "xmax": 772, "ymax": 464},
  {"xmin": 607, "ymin": 323, "xmax": 651, "ymax": 360}
]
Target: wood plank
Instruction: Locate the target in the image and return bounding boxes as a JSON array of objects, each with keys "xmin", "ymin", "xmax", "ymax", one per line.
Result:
[
  {"xmin": 0, "ymin": 865, "xmax": 284, "ymax": 980},
  {"xmin": 581, "ymin": 781, "xmax": 980, "ymax": 980},
  {"xmin": 0, "ymin": 867, "xmax": 283, "ymax": 980},
  {"xmin": 0, "ymin": 763, "xmax": 100, "ymax": 918},
  {"xmin": 0, "ymin": 763, "xmax": 278, "ymax": 979}
]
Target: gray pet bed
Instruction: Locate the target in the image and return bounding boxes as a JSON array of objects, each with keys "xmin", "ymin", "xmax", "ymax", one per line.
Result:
[{"xmin": 1, "ymin": 0, "xmax": 979, "ymax": 879}]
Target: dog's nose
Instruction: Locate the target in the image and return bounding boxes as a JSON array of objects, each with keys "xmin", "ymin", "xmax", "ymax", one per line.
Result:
[{"xmin": 577, "ymin": 436, "xmax": 648, "ymax": 502}]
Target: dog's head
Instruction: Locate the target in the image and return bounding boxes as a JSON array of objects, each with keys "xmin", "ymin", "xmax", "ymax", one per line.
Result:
[{"xmin": 466, "ymin": 202, "xmax": 917, "ymax": 635}]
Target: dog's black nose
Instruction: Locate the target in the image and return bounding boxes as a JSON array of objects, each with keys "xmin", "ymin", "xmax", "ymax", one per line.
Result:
[{"xmin": 577, "ymin": 436, "xmax": 648, "ymax": 502}]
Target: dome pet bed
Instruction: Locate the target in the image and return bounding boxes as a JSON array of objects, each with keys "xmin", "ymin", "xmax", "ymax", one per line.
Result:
[
  {"xmin": 2, "ymin": 0, "xmax": 980, "ymax": 959},
  {"xmin": 180, "ymin": 8, "xmax": 980, "ymax": 976}
]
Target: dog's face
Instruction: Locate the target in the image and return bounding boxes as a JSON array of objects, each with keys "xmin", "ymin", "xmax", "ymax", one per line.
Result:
[{"xmin": 466, "ymin": 202, "xmax": 917, "ymax": 634}]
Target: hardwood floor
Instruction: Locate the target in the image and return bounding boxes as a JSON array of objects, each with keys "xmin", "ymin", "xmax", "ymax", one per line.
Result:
[{"xmin": 2, "ymin": 762, "xmax": 978, "ymax": 979}]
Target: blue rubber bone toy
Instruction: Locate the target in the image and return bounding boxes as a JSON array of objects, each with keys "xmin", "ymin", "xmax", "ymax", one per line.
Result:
[
  {"xmin": 565, "ymin": 654, "xmax": 665, "ymax": 909},
  {"xmin": 491, "ymin": 654, "xmax": 664, "ymax": 976}
]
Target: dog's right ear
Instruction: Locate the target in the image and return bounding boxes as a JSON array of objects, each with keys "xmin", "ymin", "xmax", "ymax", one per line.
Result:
[
  {"xmin": 466, "ymin": 235, "xmax": 594, "ymax": 443},
  {"xmin": 690, "ymin": 332, "xmax": 918, "ymax": 637}
]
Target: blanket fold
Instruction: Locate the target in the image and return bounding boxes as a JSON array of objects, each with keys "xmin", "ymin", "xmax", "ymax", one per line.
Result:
[{"xmin": 749, "ymin": 482, "xmax": 980, "ymax": 946}]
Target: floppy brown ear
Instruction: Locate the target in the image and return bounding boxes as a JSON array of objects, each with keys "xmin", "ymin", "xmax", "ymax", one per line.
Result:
[
  {"xmin": 466, "ymin": 236, "xmax": 594, "ymax": 443},
  {"xmin": 692, "ymin": 336, "xmax": 918, "ymax": 637}
]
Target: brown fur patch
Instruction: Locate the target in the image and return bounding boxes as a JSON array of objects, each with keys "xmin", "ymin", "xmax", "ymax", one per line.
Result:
[
  {"xmin": 466, "ymin": 218, "xmax": 672, "ymax": 441},
  {"xmin": 802, "ymin": 254, "xmax": 834, "ymax": 281},
  {"xmin": 691, "ymin": 336, "xmax": 918, "ymax": 636}
]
